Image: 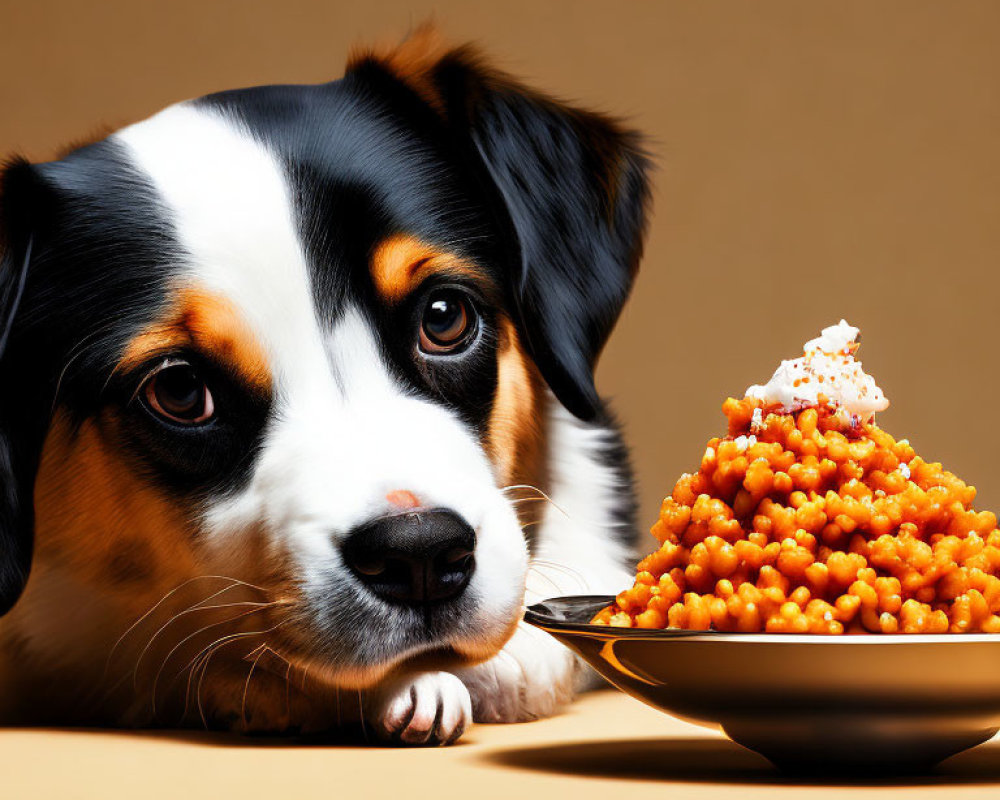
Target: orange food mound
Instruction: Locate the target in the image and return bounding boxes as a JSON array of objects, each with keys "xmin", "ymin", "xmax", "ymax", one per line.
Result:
[{"xmin": 593, "ymin": 397, "xmax": 1000, "ymax": 634}]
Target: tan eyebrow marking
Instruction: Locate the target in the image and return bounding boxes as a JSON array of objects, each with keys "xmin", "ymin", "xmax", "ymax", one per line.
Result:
[
  {"xmin": 370, "ymin": 234, "xmax": 489, "ymax": 303},
  {"xmin": 119, "ymin": 286, "xmax": 271, "ymax": 390}
]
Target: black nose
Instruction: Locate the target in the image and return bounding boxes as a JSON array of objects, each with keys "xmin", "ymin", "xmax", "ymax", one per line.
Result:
[{"xmin": 341, "ymin": 509, "xmax": 476, "ymax": 605}]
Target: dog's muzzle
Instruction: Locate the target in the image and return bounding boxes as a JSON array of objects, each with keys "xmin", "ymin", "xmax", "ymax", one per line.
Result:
[{"xmin": 342, "ymin": 509, "xmax": 476, "ymax": 605}]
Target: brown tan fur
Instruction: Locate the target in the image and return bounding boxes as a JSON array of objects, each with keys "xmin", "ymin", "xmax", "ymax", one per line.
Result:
[
  {"xmin": 369, "ymin": 234, "xmax": 491, "ymax": 304},
  {"xmin": 119, "ymin": 286, "xmax": 271, "ymax": 390},
  {"xmin": 488, "ymin": 317, "xmax": 549, "ymax": 531},
  {"xmin": 348, "ymin": 24, "xmax": 453, "ymax": 114}
]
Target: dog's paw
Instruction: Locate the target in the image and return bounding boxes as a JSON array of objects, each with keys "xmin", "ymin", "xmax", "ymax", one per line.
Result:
[{"xmin": 367, "ymin": 671, "xmax": 472, "ymax": 746}]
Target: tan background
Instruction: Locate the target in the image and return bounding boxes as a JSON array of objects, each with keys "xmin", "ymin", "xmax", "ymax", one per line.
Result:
[
  {"xmin": 8, "ymin": 691, "xmax": 1000, "ymax": 800},
  {"xmin": 2, "ymin": 0, "xmax": 999, "ymax": 535},
  {"xmin": 3, "ymin": 4, "xmax": 1000, "ymax": 798}
]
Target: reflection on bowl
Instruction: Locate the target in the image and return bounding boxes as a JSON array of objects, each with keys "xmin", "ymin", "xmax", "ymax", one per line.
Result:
[{"xmin": 524, "ymin": 595, "xmax": 1000, "ymax": 774}]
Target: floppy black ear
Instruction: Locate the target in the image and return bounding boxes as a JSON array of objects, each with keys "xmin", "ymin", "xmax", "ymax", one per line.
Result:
[
  {"xmin": 473, "ymin": 95, "xmax": 649, "ymax": 418},
  {"xmin": 350, "ymin": 32, "xmax": 651, "ymax": 419},
  {"xmin": 466, "ymin": 80, "xmax": 649, "ymax": 420},
  {"xmin": 350, "ymin": 33, "xmax": 650, "ymax": 419},
  {"xmin": 0, "ymin": 159, "xmax": 44, "ymax": 615},
  {"xmin": 365, "ymin": 36, "xmax": 652, "ymax": 421}
]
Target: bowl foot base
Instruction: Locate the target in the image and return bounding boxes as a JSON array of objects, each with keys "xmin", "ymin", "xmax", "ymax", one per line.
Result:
[{"xmin": 722, "ymin": 718, "xmax": 998, "ymax": 775}]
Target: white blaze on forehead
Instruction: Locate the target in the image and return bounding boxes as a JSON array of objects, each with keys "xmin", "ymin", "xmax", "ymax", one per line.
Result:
[{"xmin": 115, "ymin": 102, "xmax": 326, "ymax": 388}]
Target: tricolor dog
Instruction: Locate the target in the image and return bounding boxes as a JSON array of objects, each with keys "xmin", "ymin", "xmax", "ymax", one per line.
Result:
[{"xmin": 0, "ymin": 31, "xmax": 649, "ymax": 744}]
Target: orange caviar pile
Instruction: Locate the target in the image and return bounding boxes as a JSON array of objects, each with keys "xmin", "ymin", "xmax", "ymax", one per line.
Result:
[{"xmin": 593, "ymin": 397, "xmax": 1000, "ymax": 634}]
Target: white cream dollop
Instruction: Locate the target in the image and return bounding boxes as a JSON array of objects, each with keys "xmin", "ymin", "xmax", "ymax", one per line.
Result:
[{"xmin": 746, "ymin": 320, "xmax": 889, "ymax": 421}]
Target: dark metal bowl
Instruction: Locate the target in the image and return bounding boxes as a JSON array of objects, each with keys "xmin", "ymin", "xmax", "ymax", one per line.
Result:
[{"xmin": 524, "ymin": 595, "xmax": 1000, "ymax": 773}]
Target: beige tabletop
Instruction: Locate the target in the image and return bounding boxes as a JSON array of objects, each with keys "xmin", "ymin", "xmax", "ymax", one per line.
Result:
[{"xmin": 4, "ymin": 689, "xmax": 1000, "ymax": 800}]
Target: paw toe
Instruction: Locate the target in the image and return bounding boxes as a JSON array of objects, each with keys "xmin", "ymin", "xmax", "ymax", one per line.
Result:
[{"xmin": 371, "ymin": 672, "xmax": 472, "ymax": 746}]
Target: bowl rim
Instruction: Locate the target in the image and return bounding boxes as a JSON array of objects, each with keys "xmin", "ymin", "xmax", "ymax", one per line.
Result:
[{"xmin": 524, "ymin": 594, "xmax": 1000, "ymax": 644}]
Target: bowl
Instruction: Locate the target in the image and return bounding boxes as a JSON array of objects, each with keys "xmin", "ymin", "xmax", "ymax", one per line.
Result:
[{"xmin": 524, "ymin": 595, "xmax": 1000, "ymax": 774}]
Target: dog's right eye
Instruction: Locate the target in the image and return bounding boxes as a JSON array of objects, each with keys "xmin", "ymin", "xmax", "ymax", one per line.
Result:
[
  {"xmin": 419, "ymin": 289, "xmax": 478, "ymax": 355},
  {"xmin": 142, "ymin": 361, "xmax": 215, "ymax": 425}
]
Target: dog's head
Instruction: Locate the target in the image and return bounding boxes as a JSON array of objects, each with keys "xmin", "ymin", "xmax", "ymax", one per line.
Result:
[{"xmin": 0, "ymin": 33, "xmax": 649, "ymax": 690}]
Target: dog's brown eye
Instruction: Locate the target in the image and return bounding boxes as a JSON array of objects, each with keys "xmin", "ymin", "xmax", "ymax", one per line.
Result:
[
  {"xmin": 419, "ymin": 290, "xmax": 476, "ymax": 354},
  {"xmin": 143, "ymin": 362, "xmax": 215, "ymax": 425}
]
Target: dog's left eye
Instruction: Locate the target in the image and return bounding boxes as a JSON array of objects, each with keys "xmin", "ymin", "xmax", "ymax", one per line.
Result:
[
  {"xmin": 419, "ymin": 290, "xmax": 477, "ymax": 355},
  {"xmin": 142, "ymin": 361, "xmax": 215, "ymax": 425}
]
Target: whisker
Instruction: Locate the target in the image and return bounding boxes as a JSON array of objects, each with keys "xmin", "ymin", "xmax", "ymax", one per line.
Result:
[
  {"xmin": 358, "ymin": 689, "xmax": 368, "ymax": 743},
  {"xmin": 530, "ymin": 559, "xmax": 589, "ymax": 591},
  {"xmin": 134, "ymin": 589, "xmax": 274, "ymax": 690},
  {"xmin": 101, "ymin": 598, "xmax": 270, "ymax": 708},
  {"xmin": 52, "ymin": 319, "xmax": 127, "ymax": 411},
  {"xmin": 248, "ymin": 645, "xmax": 296, "ymax": 725},
  {"xmin": 104, "ymin": 575, "xmax": 266, "ymax": 677},
  {"xmin": 532, "ymin": 558, "xmax": 586, "ymax": 576},
  {"xmin": 500, "ymin": 484, "xmax": 569, "ymax": 514},
  {"xmin": 194, "ymin": 624, "xmax": 284, "ymax": 729},
  {"xmin": 501, "ymin": 483, "xmax": 611, "ymax": 528},
  {"xmin": 155, "ymin": 602, "xmax": 286, "ymax": 714},
  {"xmin": 97, "ymin": 601, "xmax": 262, "ymax": 716},
  {"xmin": 106, "ymin": 578, "xmax": 236, "ymax": 677},
  {"xmin": 524, "ymin": 566, "xmax": 561, "ymax": 596},
  {"xmin": 241, "ymin": 644, "xmax": 269, "ymax": 731},
  {"xmin": 285, "ymin": 659, "xmax": 293, "ymax": 725},
  {"xmin": 183, "ymin": 642, "xmax": 225, "ymax": 724}
]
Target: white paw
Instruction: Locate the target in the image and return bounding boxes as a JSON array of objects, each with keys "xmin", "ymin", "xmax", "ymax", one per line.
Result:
[{"xmin": 367, "ymin": 671, "xmax": 472, "ymax": 746}]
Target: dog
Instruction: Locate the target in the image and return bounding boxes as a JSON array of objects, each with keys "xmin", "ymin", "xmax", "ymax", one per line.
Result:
[{"xmin": 0, "ymin": 30, "xmax": 649, "ymax": 744}]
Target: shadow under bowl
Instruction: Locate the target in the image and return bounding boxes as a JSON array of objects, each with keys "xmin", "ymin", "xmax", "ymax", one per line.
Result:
[{"xmin": 524, "ymin": 595, "xmax": 1000, "ymax": 774}]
